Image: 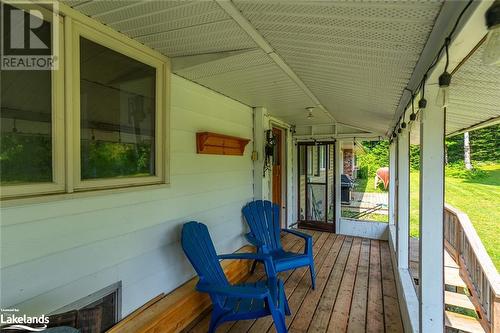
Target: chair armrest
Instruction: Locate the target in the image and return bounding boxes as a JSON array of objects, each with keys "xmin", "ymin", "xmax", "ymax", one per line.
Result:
[
  {"xmin": 245, "ymin": 233, "xmax": 270, "ymax": 254},
  {"xmin": 282, "ymin": 228, "xmax": 311, "ymax": 240},
  {"xmin": 282, "ymin": 229, "xmax": 313, "ymax": 256},
  {"xmin": 196, "ymin": 283, "xmax": 269, "ymax": 299},
  {"xmin": 218, "ymin": 253, "xmax": 277, "ymax": 277}
]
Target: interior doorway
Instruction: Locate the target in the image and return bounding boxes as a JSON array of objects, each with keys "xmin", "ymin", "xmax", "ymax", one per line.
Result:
[{"xmin": 297, "ymin": 142, "xmax": 336, "ymax": 232}]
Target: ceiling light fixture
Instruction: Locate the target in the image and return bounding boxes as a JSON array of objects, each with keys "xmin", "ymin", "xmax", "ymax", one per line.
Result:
[
  {"xmin": 306, "ymin": 107, "xmax": 314, "ymax": 119},
  {"xmin": 483, "ymin": 0, "xmax": 500, "ymax": 65}
]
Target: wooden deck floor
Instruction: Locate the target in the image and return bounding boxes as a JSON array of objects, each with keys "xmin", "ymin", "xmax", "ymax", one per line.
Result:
[{"xmin": 187, "ymin": 230, "xmax": 403, "ymax": 333}]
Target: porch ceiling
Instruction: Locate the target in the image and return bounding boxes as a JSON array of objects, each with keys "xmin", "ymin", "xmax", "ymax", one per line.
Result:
[
  {"xmin": 63, "ymin": 1, "xmax": 496, "ymax": 136},
  {"xmin": 447, "ymin": 43, "xmax": 500, "ymax": 136}
]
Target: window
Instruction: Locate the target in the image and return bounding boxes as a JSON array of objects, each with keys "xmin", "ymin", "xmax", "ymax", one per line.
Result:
[
  {"xmin": 1, "ymin": 64, "xmax": 52, "ymax": 183},
  {"xmin": 0, "ymin": 6, "xmax": 169, "ymax": 199},
  {"xmin": 78, "ymin": 36, "xmax": 157, "ymax": 182},
  {"xmin": 0, "ymin": 6, "xmax": 64, "ymax": 198}
]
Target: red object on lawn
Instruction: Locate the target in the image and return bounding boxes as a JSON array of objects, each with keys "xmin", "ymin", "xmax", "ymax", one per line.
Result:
[{"xmin": 375, "ymin": 167, "xmax": 390, "ymax": 189}]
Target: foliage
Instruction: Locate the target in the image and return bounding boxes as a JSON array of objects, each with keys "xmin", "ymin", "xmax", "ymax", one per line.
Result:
[
  {"xmin": 1, "ymin": 133, "xmax": 152, "ymax": 183},
  {"xmin": 410, "ymin": 164, "xmax": 500, "ymax": 270},
  {"xmin": 446, "ymin": 124, "xmax": 500, "ymax": 164},
  {"xmin": 81, "ymin": 140, "xmax": 152, "ymax": 179},
  {"xmin": 356, "ymin": 140, "xmax": 389, "ymax": 179},
  {"xmin": 445, "ymin": 162, "xmax": 487, "ymax": 180},
  {"xmin": 409, "ymin": 144, "xmax": 420, "ymax": 171},
  {"xmin": 0, "ymin": 133, "xmax": 52, "ymax": 183}
]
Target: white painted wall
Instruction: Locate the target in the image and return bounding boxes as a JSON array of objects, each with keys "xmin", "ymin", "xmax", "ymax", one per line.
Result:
[
  {"xmin": 338, "ymin": 219, "xmax": 388, "ymax": 240},
  {"xmin": 0, "ymin": 75, "xmax": 254, "ymax": 317}
]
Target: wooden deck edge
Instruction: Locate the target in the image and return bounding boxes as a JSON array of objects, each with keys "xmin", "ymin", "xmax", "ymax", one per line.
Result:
[
  {"xmin": 106, "ymin": 245, "xmax": 255, "ymax": 333},
  {"xmin": 457, "ymin": 256, "xmax": 492, "ymax": 333}
]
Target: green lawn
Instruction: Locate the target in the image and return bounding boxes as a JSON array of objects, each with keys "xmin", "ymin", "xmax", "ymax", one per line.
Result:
[
  {"xmin": 354, "ymin": 164, "xmax": 499, "ymax": 270},
  {"xmin": 410, "ymin": 163, "xmax": 500, "ymax": 270},
  {"xmin": 354, "ymin": 177, "xmax": 387, "ymax": 193}
]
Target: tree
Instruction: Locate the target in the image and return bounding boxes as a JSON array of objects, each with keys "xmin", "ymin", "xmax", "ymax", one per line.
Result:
[{"xmin": 464, "ymin": 132, "xmax": 472, "ymax": 170}]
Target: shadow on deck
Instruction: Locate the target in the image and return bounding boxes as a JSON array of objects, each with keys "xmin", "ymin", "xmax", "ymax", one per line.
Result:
[{"xmin": 187, "ymin": 230, "xmax": 403, "ymax": 333}]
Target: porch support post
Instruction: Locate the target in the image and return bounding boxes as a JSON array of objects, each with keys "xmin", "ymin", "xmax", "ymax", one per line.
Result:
[
  {"xmin": 396, "ymin": 130, "xmax": 409, "ymax": 269},
  {"xmin": 419, "ymin": 88, "xmax": 445, "ymax": 331},
  {"xmin": 388, "ymin": 141, "xmax": 397, "ymax": 226},
  {"xmin": 334, "ymin": 139, "xmax": 342, "ymax": 234}
]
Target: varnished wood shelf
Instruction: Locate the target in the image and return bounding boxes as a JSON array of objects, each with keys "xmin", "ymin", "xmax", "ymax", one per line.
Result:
[{"xmin": 196, "ymin": 132, "xmax": 250, "ymax": 156}]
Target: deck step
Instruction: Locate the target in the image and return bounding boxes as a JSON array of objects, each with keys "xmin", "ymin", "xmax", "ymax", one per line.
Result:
[
  {"xmin": 410, "ymin": 265, "xmax": 468, "ymax": 290},
  {"xmin": 445, "ymin": 311, "xmax": 485, "ymax": 333},
  {"xmin": 445, "ymin": 266, "xmax": 467, "ymax": 289},
  {"xmin": 445, "ymin": 291, "xmax": 476, "ymax": 311}
]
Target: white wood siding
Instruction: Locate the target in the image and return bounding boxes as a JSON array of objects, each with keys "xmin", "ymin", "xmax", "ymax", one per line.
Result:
[{"xmin": 0, "ymin": 75, "xmax": 254, "ymax": 317}]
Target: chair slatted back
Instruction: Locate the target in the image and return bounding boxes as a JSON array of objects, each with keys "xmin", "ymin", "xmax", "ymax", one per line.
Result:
[
  {"xmin": 181, "ymin": 222, "xmax": 229, "ymax": 290},
  {"xmin": 242, "ymin": 200, "xmax": 282, "ymax": 252}
]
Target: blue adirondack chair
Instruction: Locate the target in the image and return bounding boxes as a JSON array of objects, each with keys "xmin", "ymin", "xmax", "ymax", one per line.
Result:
[
  {"xmin": 242, "ymin": 200, "xmax": 316, "ymax": 289},
  {"xmin": 181, "ymin": 221, "xmax": 290, "ymax": 333}
]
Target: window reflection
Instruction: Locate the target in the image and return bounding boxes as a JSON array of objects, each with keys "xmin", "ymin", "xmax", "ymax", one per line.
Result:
[{"xmin": 79, "ymin": 37, "xmax": 156, "ymax": 180}]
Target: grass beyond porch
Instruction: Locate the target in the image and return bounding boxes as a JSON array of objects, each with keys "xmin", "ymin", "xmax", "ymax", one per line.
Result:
[
  {"xmin": 354, "ymin": 164, "xmax": 499, "ymax": 270},
  {"xmin": 410, "ymin": 164, "xmax": 500, "ymax": 270}
]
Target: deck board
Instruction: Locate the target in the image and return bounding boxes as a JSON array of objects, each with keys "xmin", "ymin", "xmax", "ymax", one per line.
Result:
[
  {"xmin": 366, "ymin": 240, "xmax": 385, "ymax": 333},
  {"xmin": 328, "ymin": 237, "xmax": 362, "ymax": 332},
  {"xmin": 380, "ymin": 242, "xmax": 404, "ymax": 333},
  {"xmin": 307, "ymin": 237, "xmax": 353, "ymax": 332},
  {"xmin": 346, "ymin": 238, "xmax": 370, "ymax": 333},
  {"xmin": 188, "ymin": 231, "xmax": 402, "ymax": 333},
  {"xmin": 288, "ymin": 235, "xmax": 345, "ymax": 333}
]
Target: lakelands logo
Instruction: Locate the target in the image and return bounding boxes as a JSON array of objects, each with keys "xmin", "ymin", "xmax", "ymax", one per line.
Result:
[
  {"xmin": 0, "ymin": 0, "xmax": 59, "ymax": 70},
  {"xmin": 1, "ymin": 308, "xmax": 49, "ymax": 331}
]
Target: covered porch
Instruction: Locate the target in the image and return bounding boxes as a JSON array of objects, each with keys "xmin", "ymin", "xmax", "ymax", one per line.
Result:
[
  {"xmin": 188, "ymin": 231, "xmax": 402, "ymax": 333},
  {"xmin": 1, "ymin": 1, "xmax": 499, "ymax": 333}
]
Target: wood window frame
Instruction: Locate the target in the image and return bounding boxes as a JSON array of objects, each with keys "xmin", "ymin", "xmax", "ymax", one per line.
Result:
[
  {"xmin": 1, "ymin": 2, "xmax": 170, "ymax": 200},
  {"xmin": 70, "ymin": 21, "xmax": 167, "ymax": 191}
]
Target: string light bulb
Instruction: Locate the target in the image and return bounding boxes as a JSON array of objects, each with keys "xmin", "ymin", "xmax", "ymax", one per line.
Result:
[
  {"xmin": 483, "ymin": 0, "xmax": 500, "ymax": 65},
  {"xmin": 416, "ymin": 75, "xmax": 427, "ymax": 118},
  {"xmin": 409, "ymin": 95, "xmax": 417, "ymax": 121},
  {"xmin": 436, "ymin": 72, "xmax": 451, "ymax": 108},
  {"xmin": 436, "ymin": 38, "xmax": 452, "ymax": 108},
  {"xmin": 418, "ymin": 98, "xmax": 427, "ymax": 112}
]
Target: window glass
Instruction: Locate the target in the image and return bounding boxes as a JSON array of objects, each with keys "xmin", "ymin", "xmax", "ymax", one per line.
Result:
[
  {"xmin": 0, "ymin": 8, "xmax": 52, "ymax": 184},
  {"xmin": 79, "ymin": 37, "xmax": 156, "ymax": 180},
  {"xmin": 340, "ymin": 140, "xmax": 389, "ymax": 222}
]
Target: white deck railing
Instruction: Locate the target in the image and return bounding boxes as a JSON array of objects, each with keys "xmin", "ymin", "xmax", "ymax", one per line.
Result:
[{"xmin": 444, "ymin": 204, "xmax": 500, "ymax": 332}]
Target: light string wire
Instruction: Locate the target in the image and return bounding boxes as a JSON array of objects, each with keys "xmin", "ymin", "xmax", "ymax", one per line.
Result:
[{"xmin": 390, "ymin": 0, "xmax": 474, "ymax": 138}]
